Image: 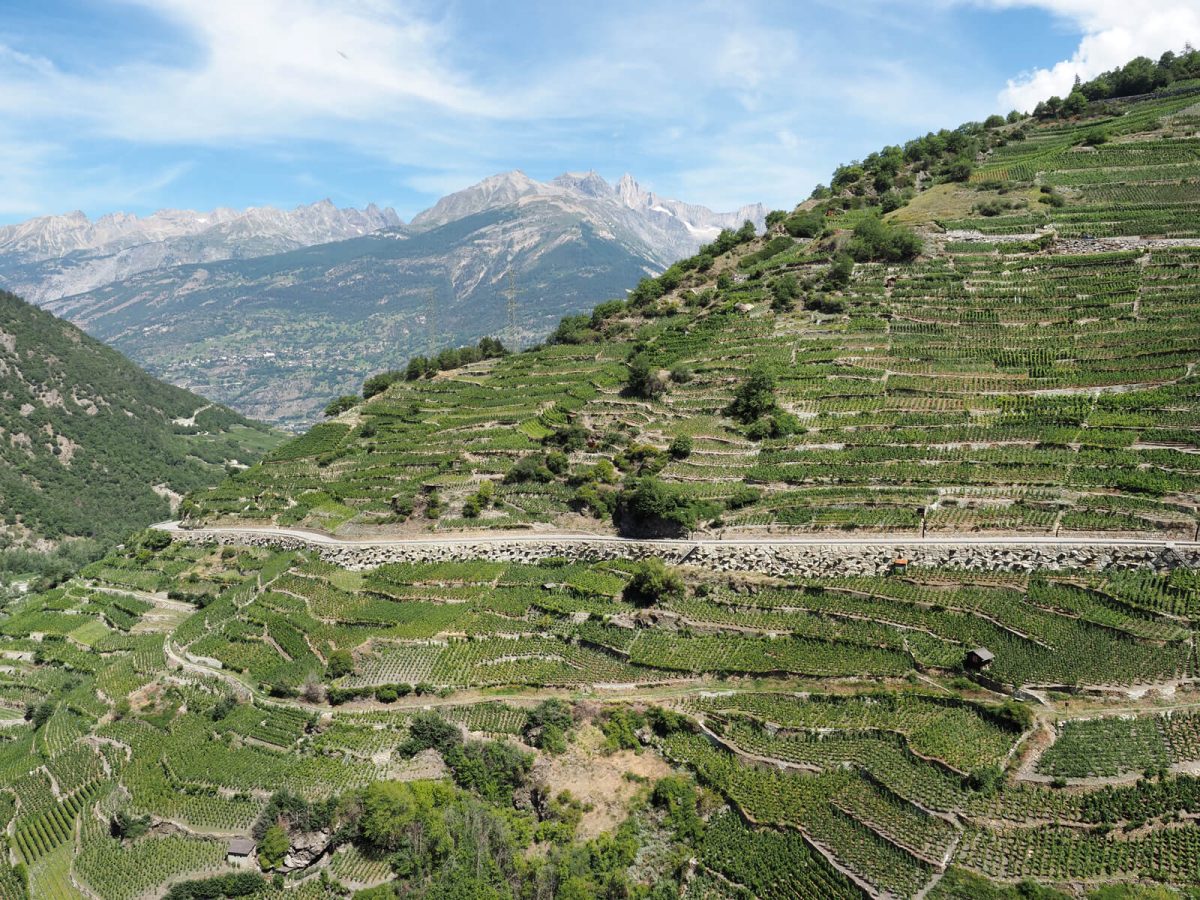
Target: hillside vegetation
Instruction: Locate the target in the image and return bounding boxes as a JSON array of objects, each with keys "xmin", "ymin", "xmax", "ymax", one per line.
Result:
[
  {"xmin": 189, "ymin": 81, "xmax": 1200, "ymax": 541},
  {"xmin": 5, "ymin": 56, "xmax": 1200, "ymax": 900},
  {"xmin": 0, "ymin": 290, "xmax": 281, "ymax": 572}
]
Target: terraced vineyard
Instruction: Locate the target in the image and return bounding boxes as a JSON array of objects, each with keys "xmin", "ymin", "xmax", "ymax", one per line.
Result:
[
  {"xmin": 186, "ymin": 87, "xmax": 1200, "ymax": 543},
  {"xmin": 0, "ymin": 529, "xmax": 1194, "ymax": 897},
  {"xmin": 6, "ymin": 61, "xmax": 1200, "ymax": 900}
]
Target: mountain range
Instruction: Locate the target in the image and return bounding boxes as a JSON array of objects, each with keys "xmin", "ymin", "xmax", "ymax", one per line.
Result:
[
  {"xmin": 0, "ymin": 200, "xmax": 402, "ymax": 305},
  {"xmin": 4, "ymin": 172, "xmax": 762, "ymax": 428}
]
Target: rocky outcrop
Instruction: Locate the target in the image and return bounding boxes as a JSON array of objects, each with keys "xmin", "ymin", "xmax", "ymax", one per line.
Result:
[{"xmin": 167, "ymin": 529, "xmax": 1200, "ymax": 577}]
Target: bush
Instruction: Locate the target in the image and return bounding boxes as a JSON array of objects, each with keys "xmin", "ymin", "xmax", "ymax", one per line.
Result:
[
  {"xmin": 615, "ymin": 477, "xmax": 717, "ymax": 536},
  {"xmin": 623, "ymin": 559, "xmax": 685, "ymax": 607},
  {"xmin": 326, "ymin": 649, "xmax": 354, "ymax": 680},
  {"xmin": 324, "ymin": 395, "xmax": 358, "ymax": 417},
  {"xmin": 667, "ymin": 435, "xmax": 693, "ymax": 459},
  {"xmin": 727, "ymin": 366, "xmax": 778, "ymax": 424},
  {"xmin": 846, "ymin": 217, "xmax": 923, "ymax": 262}
]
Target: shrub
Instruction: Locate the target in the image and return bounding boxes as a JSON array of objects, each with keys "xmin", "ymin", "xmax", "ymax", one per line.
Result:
[
  {"xmin": 326, "ymin": 649, "xmax": 354, "ymax": 679},
  {"xmin": 623, "ymin": 559, "xmax": 685, "ymax": 607},
  {"xmin": 668, "ymin": 435, "xmax": 693, "ymax": 459},
  {"xmin": 323, "ymin": 395, "xmax": 358, "ymax": 417},
  {"xmin": 846, "ymin": 216, "xmax": 923, "ymax": 262},
  {"xmin": 727, "ymin": 366, "xmax": 778, "ymax": 424}
]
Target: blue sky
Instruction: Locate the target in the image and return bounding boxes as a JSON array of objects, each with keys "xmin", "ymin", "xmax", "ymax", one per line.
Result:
[{"xmin": 0, "ymin": 0, "xmax": 1197, "ymax": 223}]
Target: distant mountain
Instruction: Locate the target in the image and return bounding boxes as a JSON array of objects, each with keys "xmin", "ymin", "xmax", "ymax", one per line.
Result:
[
  {"xmin": 411, "ymin": 170, "xmax": 764, "ymax": 263},
  {"xmin": 35, "ymin": 173, "xmax": 763, "ymax": 428},
  {"xmin": 0, "ymin": 200, "xmax": 402, "ymax": 304},
  {"xmin": 0, "ymin": 289, "xmax": 282, "ymax": 552}
]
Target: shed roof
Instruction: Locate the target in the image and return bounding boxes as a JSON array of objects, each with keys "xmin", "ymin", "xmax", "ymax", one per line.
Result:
[
  {"xmin": 968, "ymin": 647, "xmax": 995, "ymax": 662},
  {"xmin": 227, "ymin": 837, "xmax": 255, "ymax": 856}
]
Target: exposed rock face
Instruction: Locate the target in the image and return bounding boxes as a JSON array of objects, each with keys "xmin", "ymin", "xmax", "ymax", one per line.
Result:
[
  {"xmin": 411, "ymin": 169, "xmax": 766, "ymax": 265},
  {"xmin": 282, "ymin": 829, "xmax": 333, "ymax": 872},
  {"xmin": 0, "ymin": 200, "xmax": 403, "ymax": 304}
]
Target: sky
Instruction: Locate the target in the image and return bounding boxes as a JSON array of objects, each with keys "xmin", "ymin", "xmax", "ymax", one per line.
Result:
[{"xmin": 0, "ymin": 0, "xmax": 1197, "ymax": 224}]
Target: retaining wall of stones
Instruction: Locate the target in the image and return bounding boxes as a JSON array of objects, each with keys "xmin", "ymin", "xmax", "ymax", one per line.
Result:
[{"xmin": 167, "ymin": 529, "xmax": 1200, "ymax": 578}]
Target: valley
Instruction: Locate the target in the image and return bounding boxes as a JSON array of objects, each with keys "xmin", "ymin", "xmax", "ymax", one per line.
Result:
[{"xmin": 2, "ymin": 42, "xmax": 1200, "ymax": 900}]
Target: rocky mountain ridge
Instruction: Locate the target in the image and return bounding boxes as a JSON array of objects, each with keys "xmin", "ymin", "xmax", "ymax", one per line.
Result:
[{"xmin": 0, "ymin": 200, "xmax": 403, "ymax": 304}]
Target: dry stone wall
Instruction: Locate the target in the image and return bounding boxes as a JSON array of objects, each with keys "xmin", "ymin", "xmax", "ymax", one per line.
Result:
[{"xmin": 167, "ymin": 529, "xmax": 1200, "ymax": 577}]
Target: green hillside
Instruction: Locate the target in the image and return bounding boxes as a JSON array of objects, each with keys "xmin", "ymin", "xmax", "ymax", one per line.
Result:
[
  {"xmin": 5, "ymin": 55, "xmax": 1200, "ymax": 900},
  {"xmin": 0, "ymin": 290, "xmax": 282, "ymax": 563},
  {"xmin": 189, "ymin": 82, "xmax": 1200, "ymax": 540}
]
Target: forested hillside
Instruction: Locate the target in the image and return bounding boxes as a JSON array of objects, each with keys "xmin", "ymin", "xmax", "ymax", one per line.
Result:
[
  {"xmin": 0, "ymin": 290, "xmax": 281, "ymax": 573},
  {"xmin": 189, "ymin": 75, "xmax": 1200, "ymax": 541}
]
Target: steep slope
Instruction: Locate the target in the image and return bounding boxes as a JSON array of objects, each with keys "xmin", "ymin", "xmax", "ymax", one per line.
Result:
[
  {"xmin": 0, "ymin": 289, "xmax": 282, "ymax": 551},
  {"xmin": 7, "ymin": 53, "xmax": 1200, "ymax": 900},
  {"xmin": 187, "ymin": 82, "xmax": 1200, "ymax": 541},
  {"xmin": 44, "ymin": 173, "xmax": 762, "ymax": 428},
  {"xmin": 0, "ymin": 200, "xmax": 402, "ymax": 305}
]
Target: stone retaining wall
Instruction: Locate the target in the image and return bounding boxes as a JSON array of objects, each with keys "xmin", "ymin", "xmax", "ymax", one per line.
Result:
[{"xmin": 168, "ymin": 529, "xmax": 1200, "ymax": 578}]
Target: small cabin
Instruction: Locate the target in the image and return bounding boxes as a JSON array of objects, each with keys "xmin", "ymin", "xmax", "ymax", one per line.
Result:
[
  {"xmin": 227, "ymin": 837, "xmax": 256, "ymax": 866},
  {"xmin": 965, "ymin": 647, "xmax": 995, "ymax": 670},
  {"xmin": 890, "ymin": 558, "xmax": 909, "ymax": 574}
]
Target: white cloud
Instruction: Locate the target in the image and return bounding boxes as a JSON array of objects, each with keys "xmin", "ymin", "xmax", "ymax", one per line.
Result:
[
  {"xmin": 0, "ymin": 0, "xmax": 501, "ymax": 145},
  {"xmin": 975, "ymin": 1, "xmax": 1200, "ymax": 111}
]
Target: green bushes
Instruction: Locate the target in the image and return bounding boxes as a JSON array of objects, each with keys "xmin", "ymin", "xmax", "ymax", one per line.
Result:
[
  {"xmin": 623, "ymin": 559, "xmax": 685, "ymax": 607},
  {"xmin": 846, "ymin": 217, "xmax": 924, "ymax": 262},
  {"xmin": 615, "ymin": 477, "xmax": 718, "ymax": 536}
]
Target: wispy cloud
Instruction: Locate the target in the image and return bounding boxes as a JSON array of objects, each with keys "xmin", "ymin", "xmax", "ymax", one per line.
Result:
[
  {"xmin": 5, "ymin": 0, "xmax": 1192, "ymax": 219},
  {"xmin": 969, "ymin": 1, "xmax": 1200, "ymax": 110}
]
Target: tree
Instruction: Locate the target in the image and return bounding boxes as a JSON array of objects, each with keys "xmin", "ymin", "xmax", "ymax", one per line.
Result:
[
  {"xmin": 323, "ymin": 395, "xmax": 358, "ymax": 417},
  {"xmin": 667, "ymin": 435, "xmax": 692, "ymax": 459},
  {"xmin": 825, "ymin": 253, "xmax": 854, "ymax": 289},
  {"xmin": 326, "ymin": 649, "xmax": 354, "ymax": 680},
  {"xmin": 615, "ymin": 477, "xmax": 716, "ymax": 536},
  {"xmin": 727, "ymin": 366, "xmax": 777, "ymax": 424},
  {"xmin": 1062, "ymin": 89, "xmax": 1088, "ymax": 117},
  {"xmin": 258, "ymin": 824, "xmax": 289, "ymax": 869},
  {"xmin": 402, "ymin": 712, "xmax": 463, "ymax": 756},
  {"xmin": 770, "ymin": 274, "xmax": 800, "ymax": 311},
  {"xmin": 623, "ymin": 558, "xmax": 685, "ymax": 607},
  {"xmin": 524, "ymin": 699, "xmax": 574, "ymax": 752},
  {"xmin": 360, "ymin": 781, "xmax": 454, "ymax": 876},
  {"xmin": 625, "ymin": 352, "xmax": 666, "ymax": 399},
  {"xmin": 846, "ymin": 217, "xmax": 923, "ymax": 263},
  {"xmin": 362, "ymin": 370, "xmax": 404, "ymax": 399}
]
